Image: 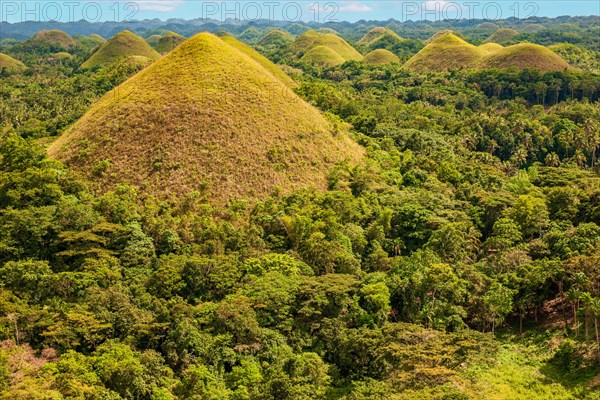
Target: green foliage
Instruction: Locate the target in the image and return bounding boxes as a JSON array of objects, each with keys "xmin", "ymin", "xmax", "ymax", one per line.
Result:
[{"xmin": 1, "ymin": 17, "xmax": 600, "ymax": 399}]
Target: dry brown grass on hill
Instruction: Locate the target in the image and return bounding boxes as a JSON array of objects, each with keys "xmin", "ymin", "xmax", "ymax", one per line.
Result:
[{"xmin": 49, "ymin": 33, "xmax": 363, "ymax": 204}]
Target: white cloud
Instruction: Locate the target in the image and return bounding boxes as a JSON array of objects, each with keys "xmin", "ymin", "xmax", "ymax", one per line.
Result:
[
  {"xmin": 339, "ymin": 2, "xmax": 373, "ymax": 13},
  {"xmin": 133, "ymin": 0, "xmax": 184, "ymax": 12}
]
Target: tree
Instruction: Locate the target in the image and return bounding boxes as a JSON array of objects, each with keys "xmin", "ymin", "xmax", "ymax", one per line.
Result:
[
  {"xmin": 505, "ymin": 194, "xmax": 549, "ymax": 238},
  {"xmin": 177, "ymin": 364, "xmax": 231, "ymax": 400},
  {"xmin": 483, "ymin": 282, "xmax": 515, "ymax": 333}
]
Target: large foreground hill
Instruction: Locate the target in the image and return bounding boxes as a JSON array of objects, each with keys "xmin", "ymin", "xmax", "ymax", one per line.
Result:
[{"xmin": 49, "ymin": 33, "xmax": 363, "ymax": 204}]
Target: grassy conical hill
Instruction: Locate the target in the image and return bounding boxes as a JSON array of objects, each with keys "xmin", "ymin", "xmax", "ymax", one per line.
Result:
[
  {"xmin": 404, "ymin": 32, "xmax": 483, "ymax": 72},
  {"xmin": 479, "ymin": 43, "xmax": 574, "ymax": 72},
  {"xmin": 300, "ymin": 45, "xmax": 346, "ymax": 67},
  {"xmin": 81, "ymin": 30, "xmax": 161, "ymax": 69},
  {"xmin": 154, "ymin": 32, "xmax": 185, "ymax": 55},
  {"xmin": 294, "ymin": 30, "xmax": 362, "ymax": 62},
  {"xmin": 485, "ymin": 28, "xmax": 519, "ymax": 44},
  {"xmin": 257, "ymin": 29, "xmax": 295, "ymax": 47},
  {"xmin": 49, "ymin": 33, "xmax": 362, "ymax": 204},
  {"xmin": 0, "ymin": 53, "xmax": 25, "ymax": 72},
  {"xmin": 238, "ymin": 27, "xmax": 264, "ymax": 44},
  {"xmin": 363, "ymin": 49, "xmax": 400, "ymax": 65},
  {"xmin": 76, "ymin": 34, "xmax": 106, "ymax": 53},
  {"xmin": 88, "ymin": 34, "xmax": 106, "ymax": 44},
  {"xmin": 521, "ymin": 24, "xmax": 545, "ymax": 33},
  {"xmin": 27, "ymin": 30, "xmax": 75, "ymax": 50},
  {"xmin": 425, "ymin": 30, "xmax": 460, "ymax": 44},
  {"xmin": 358, "ymin": 27, "xmax": 403, "ymax": 48},
  {"xmin": 220, "ymin": 35, "xmax": 297, "ymax": 88}
]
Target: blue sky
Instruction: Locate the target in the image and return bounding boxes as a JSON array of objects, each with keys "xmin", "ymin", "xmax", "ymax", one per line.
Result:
[{"xmin": 1, "ymin": 1, "xmax": 598, "ymax": 23}]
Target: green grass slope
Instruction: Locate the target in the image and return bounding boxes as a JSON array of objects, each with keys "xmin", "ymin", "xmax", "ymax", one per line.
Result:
[
  {"xmin": 485, "ymin": 28, "xmax": 520, "ymax": 44},
  {"xmin": 145, "ymin": 34, "xmax": 162, "ymax": 46},
  {"xmin": 363, "ymin": 49, "xmax": 400, "ymax": 65},
  {"xmin": 48, "ymin": 33, "xmax": 362, "ymax": 204},
  {"xmin": 154, "ymin": 32, "xmax": 185, "ymax": 55},
  {"xmin": 478, "ymin": 42, "xmax": 504, "ymax": 54},
  {"xmin": 358, "ymin": 27, "xmax": 403, "ymax": 48},
  {"xmin": 549, "ymin": 43, "xmax": 600, "ymax": 73},
  {"xmin": 81, "ymin": 30, "xmax": 161, "ymax": 69},
  {"xmin": 220, "ymin": 35, "xmax": 297, "ymax": 88},
  {"xmin": 300, "ymin": 45, "xmax": 346, "ymax": 67},
  {"xmin": 294, "ymin": 30, "xmax": 363, "ymax": 62},
  {"xmin": 404, "ymin": 32, "xmax": 484, "ymax": 72},
  {"xmin": 480, "ymin": 43, "xmax": 574, "ymax": 72},
  {"xmin": 76, "ymin": 34, "xmax": 106, "ymax": 53},
  {"xmin": 238, "ymin": 27, "xmax": 264, "ymax": 44},
  {"xmin": 0, "ymin": 53, "xmax": 25, "ymax": 72},
  {"xmin": 87, "ymin": 34, "xmax": 106, "ymax": 44}
]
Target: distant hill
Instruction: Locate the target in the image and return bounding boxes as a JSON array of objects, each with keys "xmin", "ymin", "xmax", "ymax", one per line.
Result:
[
  {"xmin": 27, "ymin": 30, "xmax": 75, "ymax": 49},
  {"xmin": 49, "ymin": 33, "xmax": 362, "ymax": 204},
  {"xmin": 363, "ymin": 49, "xmax": 400, "ymax": 65},
  {"xmin": 80, "ymin": 30, "xmax": 161, "ymax": 69},
  {"xmin": 238, "ymin": 26, "xmax": 265, "ymax": 44},
  {"xmin": 154, "ymin": 32, "xmax": 185, "ymax": 55},
  {"xmin": 294, "ymin": 30, "xmax": 362, "ymax": 64},
  {"xmin": 257, "ymin": 29, "xmax": 295, "ymax": 48},
  {"xmin": 485, "ymin": 28, "xmax": 519, "ymax": 44},
  {"xmin": 476, "ymin": 22, "xmax": 500, "ymax": 31},
  {"xmin": 75, "ymin": 34, "xmax": 106, "ymax": 54},
  {"xmin": 0, "ymin": 52, "xmax": 25, "ymax": 72},
  {"xmin": 358, "ymin": 27, "xmax": 403, "ymax": 49},
  {"xmin": 404, "ymin": 32, "xmax": 483, "ymax": 72},
  {"xmin": 145, "ymin": 34, "xmax": 163, "ymax": 46},
  {"xmin": 521, "ymin": 24, "xmax": 545, "ymax": 33},
  {"xmin": 480, "ymin": 43, "xmax": 574, "ymax": 72},
  {"xmin": 11, "ymin": 30, "xmax": 75, "ymax": 55},
  {"xmin": 405, "ymin": 32, "xmax": 573, "ymax": 72}
]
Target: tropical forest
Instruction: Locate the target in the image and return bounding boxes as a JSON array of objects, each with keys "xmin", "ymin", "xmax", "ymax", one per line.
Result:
[{"xmin": 0, "ymin": 8, "xmax": 599, "ymax": 400}]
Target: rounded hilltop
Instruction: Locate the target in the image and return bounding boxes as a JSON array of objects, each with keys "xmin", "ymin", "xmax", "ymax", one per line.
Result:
[
  {"xmin": 153, "ymin": 32, "xmax": 185, "ymax": 55},
  {"xmin": 404, "ymin": 32, "xmax": 484, "ymax": 72},
  {"xmin": 363, "ymin": 49, "xmax": 400, "ymax": 65},
  {"xmin": 358, "ymin": 27, "xmax": 403, "ymax": 50},
  {"xmin": 27, "ymin": 30, "xmax": 76, "ymax": 50},
  {"xmin": 49, "ymin": 33, "xmax": 363, "ymax": 204},
  {"xmin": 80, "ymin": 30, "xmax": 162, "ymax": 69},
  {"xmin": 257, "ymin": 29, "xmax": 295, "ymax": 47},
  {"xmin": 294, "ymin": 30, "xmax": 363, "ymax": 65},
  {"xmin": 405, "ymin": 31, "xmax": 574, "ymax": 72},
  {"xmin": 485, "ymin": 28, "xmax": 520, "ymax": 44},
  {"xmin": 479, "ymin": 43, "xmax": 574, "ymax": 72}
]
